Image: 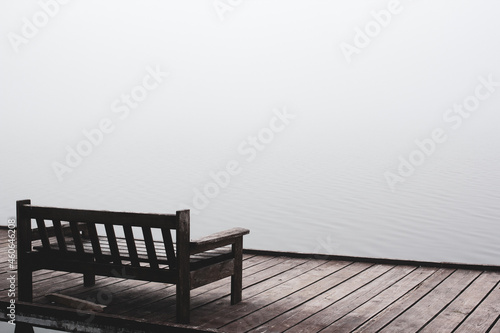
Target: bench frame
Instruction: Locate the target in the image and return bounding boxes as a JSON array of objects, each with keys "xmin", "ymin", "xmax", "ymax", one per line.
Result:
[{"xmin": 17, "ymin": 199, "xmax": 249, "ymax": 324}]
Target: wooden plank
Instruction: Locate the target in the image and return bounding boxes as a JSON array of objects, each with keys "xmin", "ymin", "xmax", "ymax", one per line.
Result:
[
  {"xmin": 46, "ymin": 293, "xmax": 106, "ymax": 312},
  {"xmin": 86, "ymin": 222, "xmax": 103, "ymax": 262},
  {"xmin": 32, "ymin": 272, "xmax": 93, "ymax": 298},
  {"xmin": 490, "ymin": 317, "xmax": 500, "ymax": 333},
  {"xmin": 69, "ymin": 238, "xmax": 170, "ymax": 264},
  {"xmin": 182, "ymin": 256, "xmax": 285, "ymax": 307},
  {"xmin": 162, "ymin": 228, "xmax": 176, "ymax": 269},
  {"xmin": 420, "ymin": 272, "xmax": 500, "ymax": 333},
  {"xmin": 353, "ymin": 268, "xmax": 454, "ymax": 332},
  {"xmin": 108, "ymin": 283, "xmax": 178, "ymax": 316},
  {"xmin": 250, "ymin": 264, "xmax": 392, "ymax": 333},
  {"xmin": 46, "ymin": 278, "xmax": 152, "ymax": 316},
  {"xmin": 191, "ymin": 228, "xmax": 250, "ymax": 246},
  {"xmin": 123, "ymin": 225, "xmax": 140, "ymax": 267},
  {"xmin": 31, "ymin": 264, "xmax": 147, "ymax": 302},
  {"xmin": 105, "ymin": 224, "xmax": 121, "ymax": 265},
  {"xmin": 379, "ymin": 269, "xmax": 480, "ymax": 332},
  {"xmin": 1, "ymin": 300, "xmax": 219, "ymax": 333},
  {"xmin": 0, "ymin": 270, "xmax": 71, "ymax": 293},
  {"xmin": 190, "ymin": 228, "xmax": 249, "ymax": 254},
  {"xmin": 220, "ymin": 260, "xmax": 356, "ymax": 332},
  {"xmin": 31, "ymin": 223, "xmax": 75, "ymax": 241},
  {"xmin": 454, "ymin": 281, "xmax": 500, "ymax": 333},
  {"xmin": 112, "ymin": 256, "xmax": 272, "ymax": 318},
  {"xmin": 29, "ymin": 205, "xmax": 177, "ymax": 229},
  {"xmin": 34, "ymin": 276, "xmax": 109, "ymax": 303},
  {"xmin": 231, "ymin": 237, "xmax": 243, "ymax": 304},
  {"xmin": 142, "ymin": 226, "xmax": 159, "ymax": 269},
  {"xmin": 191, "ymin": 260, "xmax": 234, "ymax": 290},
  {"xmin": 17, "ymin": 199, "xmax": 33, "ymax": 302},
  {"xmin": 194, "ymin": 259, "xmax": 358, "ymax": 328},
  {"xmin": 52, "ymin": 220, "xmax": 67, "ymax": 252},
  {"xmin": 69, "ymin": 221, "xmax": 85, "ymax": 254},
  {"xmin": 139, "ymin": 257, "xmax": 308, "ymax": 323},
  {"xmin": 176, "ymin": 210, "xmax": 191, "ymax": 324},
  {"xmin": 321, "ymin": 267, "xmax": 437, "ymax": 333},
  {"xmin": 35, "ymin": 218, "xmax": 51, "ymax": 251},
  {"xmin": 286, "ymin": 266, "xmax": 417, "ymax": 333}
]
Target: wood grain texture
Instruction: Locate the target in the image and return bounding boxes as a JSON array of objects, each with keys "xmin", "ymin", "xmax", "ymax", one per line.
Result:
[
  {"xmin": 190, "ymin": 228, "xmax": 249, "ymax": 254},
  {"xmin": 353, "ymin": 268, "xmax": 455, "ymax": 333},
  {"xmin": 489, "ymin": 316, "xmax": 500, "ymax": 333},
  {"xmin": 379, "ymin": 269, "xmax": 480, "ymax": 333},
  {"xmin": 454, "ymin": 281, "xmax": 500, "ymax": 333},
  {"xmin": 291, "ymin": 266, "xmax": 417, "ymax": 333},
  {"xmin": 324, "ymin": 266, "xmax": 437, "ymax": 333},
  {"xmin": 46, "ymin": 293, "xmax": 106, "ymax": 312},
  {"xmin": 420, "ymin": 272, "xmax": 500, "ymax": 333},
  {"xmin": 222, "ymin": 260, "xmax": 353, "ymax": 332}
]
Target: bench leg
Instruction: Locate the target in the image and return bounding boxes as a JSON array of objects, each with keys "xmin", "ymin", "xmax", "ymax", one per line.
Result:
[
  {"xmin": 231, "ymin": 237, "xmax": 243, "ymax": 305},
  {"xmin": 84, "ymin": 272, "xmax": 95, "ymax": 287},
  {"xmin": 18, "ymin": 262, "xmax": 33, "ymax": 303},
  {"xmin": 83, "ymin": 257, "xmax": 95, "ymax": 287},
  {"xmin": 15, "ymin": 323, "xmax": 34, "ymax": 333},
  {"xmin": 176, "ymin": 280, "xmax": 190, "ymax": 324}
]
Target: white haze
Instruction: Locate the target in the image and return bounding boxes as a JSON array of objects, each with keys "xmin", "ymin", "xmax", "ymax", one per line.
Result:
[{"xmin": 1, "ymin": 0, "xmax": 500, "ymax": 273}]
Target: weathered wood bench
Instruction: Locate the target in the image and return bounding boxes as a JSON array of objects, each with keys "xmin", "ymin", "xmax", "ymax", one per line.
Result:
[{"xmin": 16, "ymin": 199, "xmax": 249, "ymax": 324}]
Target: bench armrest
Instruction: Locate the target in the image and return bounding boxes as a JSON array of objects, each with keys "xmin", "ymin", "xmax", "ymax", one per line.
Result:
[{"xmin": 190, "ymin": 227, "xmax": 249, "ymax": 255}]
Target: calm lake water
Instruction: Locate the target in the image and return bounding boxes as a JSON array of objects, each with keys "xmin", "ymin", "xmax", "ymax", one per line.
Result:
[
  {"xmin": 2, "ymin": 128, "xmax": 500, "ymax": 266},
  {"xmin": 1, "ymin": 1, "xmax": 500, "ymax": 331}
]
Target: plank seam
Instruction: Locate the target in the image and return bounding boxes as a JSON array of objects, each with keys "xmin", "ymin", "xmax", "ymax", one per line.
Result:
[
  {"xmin": 374, "ymin": 269, "xmax": 457, "ymax": 332},
  {"xmin": 189, "ymin": 258, "xmax": 329, "ymax": 324},
  {"xmin": 415, "ymin": 271, "xmax": 485, "ymax": 333},
  {"xmin": 216, "ymin": 261, "xmax": 357, "ymax": 331},
  {"xmin": 451, "ymin": 279, "xmax": 500, "ymax": 333},
  {"xmin": 135, "ymin": 258, "xmax": 310, "ymax": 321},
  {"xmin": 280, "ymin": 264, "xmax": 401, "ymax": 332},
  {"xmin": 239, "ymin": 263, "xmax": 373, "ymax": 332},
  {"xmin": 351, "ymin": 268, "xmax": 454, "ymax": 332},
  {"xmin": 316, "ymin": 266, "xmax": 420, "ymax": 332},
  {"xmin": 486, "ymin": 313, "xmax": 500, "ymax": 333},
  {"xmin": 119, "ymin": 257, "xmax": 287, "ymax": 318}
]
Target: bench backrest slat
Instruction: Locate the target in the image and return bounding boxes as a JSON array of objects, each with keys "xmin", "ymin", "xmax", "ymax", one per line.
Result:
[
  {"xmin": 162, "ymin": 228, "xmax": 176, "ymax": 269},
  {"xmin": 30, "ymin": 205, "xmax": 176, "ymax": 229},
  {"xmin": 35, "ymin": 218, "xmax": 51, "ymax": 251},
  {"xmin": 123, "ymin": 225, "xmax": 140, "ymax": 267},
  {"xmin": 86, "ymin": 222, "xmax": 103, "ymax": 262},
  {"xmin": 142, "ymin": 227, "xmax": 159, "ymax": 269},
  {"xmin": 52, "ymin": 220, "xmax": 68, "ymax": 252},
  {"xmin": 105, "ymin": 224, "xmax": 122, "ymax": 265},
  {"xmin": 70, "ymin": 221, "xmax": 85, "ymax": 254}
]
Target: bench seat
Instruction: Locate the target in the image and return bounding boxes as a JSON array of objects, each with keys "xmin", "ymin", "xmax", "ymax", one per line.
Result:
[{"xmin": 33, "ymin": 235, "xmax": 233, "ymax": 270}]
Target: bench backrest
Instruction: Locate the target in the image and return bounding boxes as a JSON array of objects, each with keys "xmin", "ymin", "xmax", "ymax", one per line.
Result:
[{"xmin": 16, "ymin": 200, "xmax": 190, "ymax": 270}]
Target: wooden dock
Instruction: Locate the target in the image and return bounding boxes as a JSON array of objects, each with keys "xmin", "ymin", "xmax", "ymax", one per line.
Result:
[{"xmin": 1, "ymin": 228, "xmax": 500, "ymax": 332}]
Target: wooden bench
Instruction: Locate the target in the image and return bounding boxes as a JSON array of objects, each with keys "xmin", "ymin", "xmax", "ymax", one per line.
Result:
[{"xmin": 16, "ymin": 199, "xmax": 249, "ymax": 324}]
